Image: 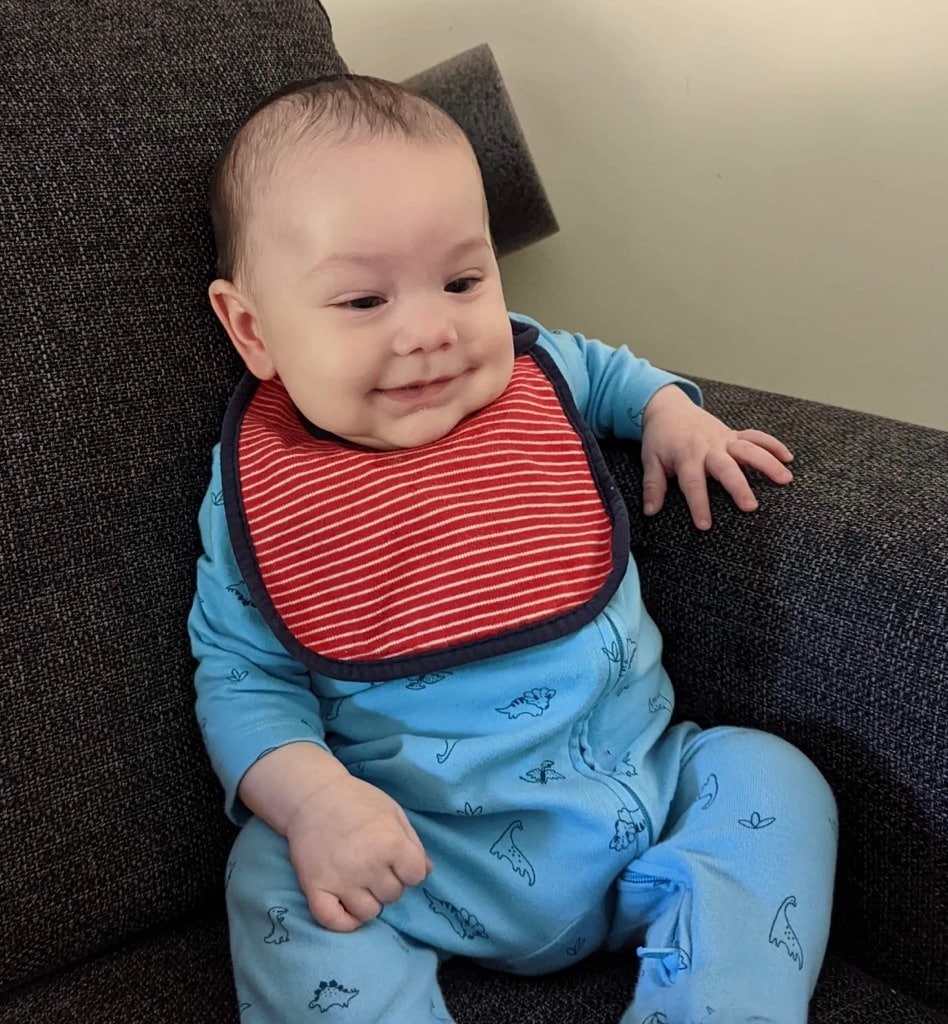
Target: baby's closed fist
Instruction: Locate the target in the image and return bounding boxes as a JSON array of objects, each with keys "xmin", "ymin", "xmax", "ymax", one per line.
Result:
[{"xmin": 284, "ymin": 773, "xmax": 432, "ymax": 932}]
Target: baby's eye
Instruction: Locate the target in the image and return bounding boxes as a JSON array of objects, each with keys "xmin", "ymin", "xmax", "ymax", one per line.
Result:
[
  {"xmin": 445, "ymin": 277, "xmax": 479, "ymax": 294},
  {"xmin": 343, "ymin": 296, "xmax": 384, "ymax": 310}
]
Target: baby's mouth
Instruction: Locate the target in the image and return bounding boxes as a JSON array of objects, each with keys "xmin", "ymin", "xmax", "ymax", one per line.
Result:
[{"xmin": 378, "ymin": 377, "xmax": 454, "ymax": 402}]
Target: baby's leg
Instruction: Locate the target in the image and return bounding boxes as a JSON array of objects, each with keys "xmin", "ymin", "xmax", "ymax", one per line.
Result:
[
  {"xmin": 612, "ymin": 726, "xmax": 837, "ymax": 1024},
  {"xmin": 226, "ymin": 816, "xmax": 453, "ymax": 1024}
]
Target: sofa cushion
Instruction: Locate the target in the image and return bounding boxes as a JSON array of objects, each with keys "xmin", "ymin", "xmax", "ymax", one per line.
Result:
[{"xmin": 0, "ymin": 0, "xmax": 344, "ymax": 991}]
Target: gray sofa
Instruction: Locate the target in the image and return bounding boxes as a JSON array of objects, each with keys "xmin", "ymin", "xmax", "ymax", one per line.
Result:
[{"xmin": 2, "ymin": 2, "xmax": 946, "ymax": 1021}]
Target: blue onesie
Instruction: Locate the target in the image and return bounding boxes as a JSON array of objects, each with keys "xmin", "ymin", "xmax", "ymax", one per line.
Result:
[{"xmin": 189, "ymin": 315, "xmax": 836, "ymax": 1024}]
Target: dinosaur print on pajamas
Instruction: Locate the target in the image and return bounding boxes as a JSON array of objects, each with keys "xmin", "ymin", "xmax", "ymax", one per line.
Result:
[
  {"xmin": 495, "ymin": 687, "xmax": 556, "ymax": 718},
  {"xmin": 489, "ymin": 820, "xmax": 536, "ymax": 885},
  {"xmin": 424, "ymin": 889, "xmax": 489, "ymax": 940}
]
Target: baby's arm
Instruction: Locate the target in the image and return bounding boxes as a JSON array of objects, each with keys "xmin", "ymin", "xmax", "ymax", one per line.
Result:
[
  {"xmin": 189, "ymin": 447, "xmax": 430, "ymax": 931},
  {"xmin": 524, "ymin": 316, "xmax": 793, "ymax": 530}
]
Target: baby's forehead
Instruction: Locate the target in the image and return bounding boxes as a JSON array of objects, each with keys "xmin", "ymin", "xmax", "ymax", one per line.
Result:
[
  {"xmin": 250, "ymin": 128, "xmax": 476, "ymax": 206},
  {"xmin": 234, "ymin": 133, "xmax": 334, "ymax": 231},
  {"xmin": 233, "ymin": 117, "xmax": 486, "ymax": 271}
]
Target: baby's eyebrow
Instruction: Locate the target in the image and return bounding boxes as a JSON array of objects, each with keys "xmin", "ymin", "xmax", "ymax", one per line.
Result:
[
  {"xmin": 307, "ymin": 236, "xmax": 491, "ymax": 275},
  {"xmin": 309, "ymin": 252, "xmax": 389, "ymax": 271}
]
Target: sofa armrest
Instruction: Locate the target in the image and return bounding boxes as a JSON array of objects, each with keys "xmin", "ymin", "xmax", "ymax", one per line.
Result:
[{"xmin": 600, "ymin": 379, "xmax": 948, "ymax": 1012}]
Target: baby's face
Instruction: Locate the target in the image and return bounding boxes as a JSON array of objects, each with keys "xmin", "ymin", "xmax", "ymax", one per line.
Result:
[{"xmin": 241, "ymin": 136, "xmax": 514, "ymax": 450}]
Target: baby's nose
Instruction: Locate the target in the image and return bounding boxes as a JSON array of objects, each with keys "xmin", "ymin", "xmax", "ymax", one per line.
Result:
[{"xmin": 393, "ymin": 300, "xmax": 459, "ymax": 354}]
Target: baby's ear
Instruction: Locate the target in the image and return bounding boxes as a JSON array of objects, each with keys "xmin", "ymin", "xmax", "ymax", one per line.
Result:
[{"xmin": 207, "ymin": 279, "xmax": 277, "ymax": 380}]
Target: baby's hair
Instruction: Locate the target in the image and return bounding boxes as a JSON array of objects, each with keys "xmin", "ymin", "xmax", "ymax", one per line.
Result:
[{"xmin": 209, "ymin": 74, "xmax": 468, "ymax": 287}]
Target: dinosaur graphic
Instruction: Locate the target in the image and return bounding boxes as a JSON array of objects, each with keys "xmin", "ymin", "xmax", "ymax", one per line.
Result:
[
  {"xmin": 308, "ymin": 980, "xmax": 360, "ymax": 1012},
  {"xmin": 490, "ymin": 820, "xmax": 536, "ymax": 885},
  {"xmin": 520, "ymin": 760, "xmax": 566, "ymax": 785},
  {"xmin": 698, "ymin": 773, "xmax": 719, "ymax": 810},
  {"xmin": 738, "ymin": 811, "xmax": 776, "ymax": 830},
  {"xmin": 619, "ymin": 753, "xmax": 638, "ymax": 777},
  {"xmin": 424, "ymin": 889, "xmax": 489, "ymax": 940},
  {"xmin": 602, "ymin": 636, "xmax": 637, "ymax": 679},
  {"xmin": 599, "ymin": 613, "xmax": 637, "ymax": 693},
  {"xmin": 227, "ymin": 580, "xmax": 253, "ymax": 607},
  {"xmin": 496, "ymin": 687, "xmax": 556, "ymax": 718},
  {"xmin": 321, "ymin": 698, "xmax": 342, "ymax": 722},
  {"xmin": 406, "ymin": 672, "xmax": 449, "ymax": 690},
  {"xmin": 648, "ymin": 692, "xmax": 672, "ymax": 714},
  {"xmin": 610, "ymin": 806, "xmax": 648, "ymax": 851},
  {"xmin": 436, "ymin": 739, "xmax": 459, "ymax": 764},
  {"xmin": 264, "ymin": 905, "xmax": 290, "ymax": 945},
  {"xmin": 769, "ymin": 895, "xmax": 804, "ymax": 970}
]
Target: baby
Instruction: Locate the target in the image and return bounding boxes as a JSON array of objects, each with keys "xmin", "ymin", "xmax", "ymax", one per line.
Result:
[{"xmin": 190, "ymin": 74, "xmax": 837, "ymax": 1024}]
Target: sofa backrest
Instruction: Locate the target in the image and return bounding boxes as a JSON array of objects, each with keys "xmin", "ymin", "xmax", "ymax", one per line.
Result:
[{"xmin": 0, "ymin": 0, "xmax": 344, "ymax": 991}]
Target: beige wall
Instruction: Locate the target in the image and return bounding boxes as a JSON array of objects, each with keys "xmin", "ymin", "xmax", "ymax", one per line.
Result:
[{"xmin": 331, "ymin": 1, "xmax": 948, "ymax": 430}]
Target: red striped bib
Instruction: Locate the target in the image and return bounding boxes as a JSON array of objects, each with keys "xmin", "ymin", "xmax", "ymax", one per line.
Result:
[{"xmin": 222, "ymin": 336, "xmax": 627, "ymax": 682}]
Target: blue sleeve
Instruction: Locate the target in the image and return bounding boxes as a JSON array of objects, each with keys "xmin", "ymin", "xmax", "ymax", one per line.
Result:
[
  {"xmin": 510, "ymin": 312, "xmax": 703, "ymax": 440},
  {"xmin": 187, "ymin": 444, "xmax": 330, "ymax": 825}
]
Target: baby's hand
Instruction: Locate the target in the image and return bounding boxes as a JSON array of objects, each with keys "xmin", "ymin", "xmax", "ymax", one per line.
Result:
[
  {"xmin": 640, "ymin": 384, "xmax": 794, "ymax": 530},
  {"xmin": 285, "ymin": 774, "xmax": 432, "ymax": 932}
]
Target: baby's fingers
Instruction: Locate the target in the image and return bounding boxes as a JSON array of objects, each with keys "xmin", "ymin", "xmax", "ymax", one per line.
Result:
[
  {"xmin": 370, "ymin": 868, "xmax": 408, "ymax": 907},
  {"xmin": 675, "ymin": 461, "xmax": 715, "ymax": 531},
  {"xmin": 392, "ymin": 806, "xmax": 433, "ymax": 880},
  {"xmin": 641, "ymin": 454, "xmax": 669, "ymax": 517},
  {"xmin": 339, "ymin": 888, "xmax": 384, "ymax": 924},
  {"xmin": 309, "ymin": 889, "xmax": 366, "ymax": 933},
  {"xmin": 727, "ymin": 436, "xmax": 794, "ymax": 484},
  {"xmin": 391, "ymin": 838, "xmax": 432, "ymax": 888},
  {"xmin": 706, "ymin": 450, "xmax": 759, "ymax": 513},
  {"xmin": 733, "ymin": 429, "xmax": 794, "ymax": 465}
]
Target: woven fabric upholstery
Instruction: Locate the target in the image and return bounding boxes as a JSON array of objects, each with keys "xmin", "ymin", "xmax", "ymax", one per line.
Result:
[{"xmin": 0, "ymin": 0, "xmax": 344, "ymax": 990}]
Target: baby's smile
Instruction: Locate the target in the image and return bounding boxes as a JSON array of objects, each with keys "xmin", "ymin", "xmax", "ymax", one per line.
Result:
[{"xmin": 376, "ymin": 375, "xmax": 460, "ymax": 404}]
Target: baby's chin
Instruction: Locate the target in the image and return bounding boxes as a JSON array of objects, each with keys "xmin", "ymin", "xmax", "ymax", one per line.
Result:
[
  {"xmin": 362, "ymin": 420, "xmax": 463, "ymax": 452},
  {"xmin": 352, "ymin": 406, "xmax": 476, "ymax": 452}
]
